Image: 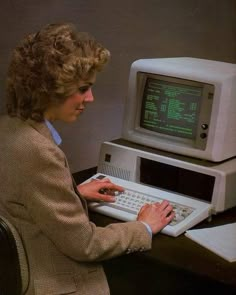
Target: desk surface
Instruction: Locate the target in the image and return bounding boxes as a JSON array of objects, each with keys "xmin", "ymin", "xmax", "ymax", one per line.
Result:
[
  {"xmin": 90, "ymin": 209, "xmax": 236, "ymax": 285},
  {"xmin": 74, "ymin": 168, "xmax": 236, "ymax": 294}
]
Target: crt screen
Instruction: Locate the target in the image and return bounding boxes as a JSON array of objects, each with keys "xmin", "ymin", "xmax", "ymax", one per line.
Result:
[{"xmin": 140, "ymin": 78, "xmax": 203, "ymax": 139}]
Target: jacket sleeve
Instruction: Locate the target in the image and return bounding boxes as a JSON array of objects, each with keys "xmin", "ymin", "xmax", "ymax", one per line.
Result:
[{"xmin": 21, "ymin": 138, "xmax": 152, "ymax": 262}]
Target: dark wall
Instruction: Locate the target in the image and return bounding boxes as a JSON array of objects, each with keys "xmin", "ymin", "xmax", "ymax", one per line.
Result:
[{"xmin": 0, "ymin": 0, "xmax": 235, "ymax": 172}]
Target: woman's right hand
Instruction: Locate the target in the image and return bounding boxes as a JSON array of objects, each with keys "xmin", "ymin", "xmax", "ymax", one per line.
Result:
[{"xmin": 137, "ymin": 200, "xmax": 175, "ymax": 234}]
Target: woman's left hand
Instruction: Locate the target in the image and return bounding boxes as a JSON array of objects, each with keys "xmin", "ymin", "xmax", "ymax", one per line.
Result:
[{"xmin": 77, "ymin": 178, "xmax": 124, "ymax": 202}]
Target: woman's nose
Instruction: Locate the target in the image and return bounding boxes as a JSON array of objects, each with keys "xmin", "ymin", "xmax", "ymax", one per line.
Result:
[{"xmin": 85, "ymin": 89, "xmax": 94, "ymax": 102}]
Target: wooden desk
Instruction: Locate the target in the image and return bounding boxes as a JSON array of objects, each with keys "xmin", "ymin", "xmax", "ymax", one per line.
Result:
[{"xmin": 74, "ymin": 169, "xmax": 236, "ymax": 295}]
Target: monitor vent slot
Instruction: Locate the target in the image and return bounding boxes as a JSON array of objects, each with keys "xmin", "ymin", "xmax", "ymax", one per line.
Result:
[{"xmin": 98, "ymin": 164, "xmax": 131, "ymax": 180}]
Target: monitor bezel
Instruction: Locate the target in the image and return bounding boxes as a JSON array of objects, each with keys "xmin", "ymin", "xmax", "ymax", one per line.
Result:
[{"xmin": 132, "ymin": 72, "xmax": 214, "ymax": 150}]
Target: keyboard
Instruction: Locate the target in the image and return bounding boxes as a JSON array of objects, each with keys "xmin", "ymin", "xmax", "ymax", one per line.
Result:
[{"xmin": 85, "ymin": 173, "xmax": 212, "ymax": 237}]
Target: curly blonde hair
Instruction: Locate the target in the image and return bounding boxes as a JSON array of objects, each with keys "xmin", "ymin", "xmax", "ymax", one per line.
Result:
[{"xmin": 6, "ymin": 23, "xmax": 110, "ymax": 121}]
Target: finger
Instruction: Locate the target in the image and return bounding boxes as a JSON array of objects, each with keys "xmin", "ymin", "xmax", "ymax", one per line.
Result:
[
  {"xmin": 98, "ymin": 193, "xmax": 116, "ymax": 202},
  {"xmin": 90, "ymin": 178, "xmax": 111, "ymax": 183},
  {"xmin": 108, "ymin": 183, "xmax": 124, "ymax": 191},
  {"xmin": 152, "ymin": 202, "xmax": 161, "ymax": 208},
  {"xmin": 138, "ymin": 204, "xmax": 145, "ymax": 215},
  {"xmin": 166, "ymin": 211, "xmax": 175, "ymax": 222},
  {"xmin": 98, "ymin": 177, "xmax": 111, "ymax": 183},
  {"xmin": 99, "ymin": 182, "xmax": 124, "ymax": 192},
  {"xmin": 138, "ymin": 203, "xmax": 151, "ymax": 215},
  {"xmin": 154, "ymin": 202, "xmax": 173, "ymax": 217},
  {"xmin": 158, "ymin": 200, "xmax": 171, "ymax": 210}
]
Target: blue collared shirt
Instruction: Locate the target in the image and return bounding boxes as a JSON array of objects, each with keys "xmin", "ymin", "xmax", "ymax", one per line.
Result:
[
  {"xmin": 45, "ymin": 120, "xmax": 62, "ymax": 145},
  {"xmin": 141, "ymin": 222, "xmax": 152, "ymax": 237}
]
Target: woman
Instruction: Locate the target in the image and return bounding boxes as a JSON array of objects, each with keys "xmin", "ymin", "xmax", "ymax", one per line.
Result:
[{"xmin": 0, "ymin": 23, "xmax": 174, "ymax": 295}]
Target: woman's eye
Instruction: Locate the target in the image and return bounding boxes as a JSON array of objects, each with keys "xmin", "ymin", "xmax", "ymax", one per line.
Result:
[{"xmin": 79, "ymin": 86, "xmax": 90, "ymax": 94}]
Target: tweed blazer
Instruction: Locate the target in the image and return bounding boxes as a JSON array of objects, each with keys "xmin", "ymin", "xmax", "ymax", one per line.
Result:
[{"xmin": 0, "ymin": 115, "xmax": 152, "ymax": 295}]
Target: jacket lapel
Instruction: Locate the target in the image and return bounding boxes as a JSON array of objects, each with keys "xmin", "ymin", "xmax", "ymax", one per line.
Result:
[{"xmin": 26, "ymin": 119, "xmax": 89, "ymax": 214}]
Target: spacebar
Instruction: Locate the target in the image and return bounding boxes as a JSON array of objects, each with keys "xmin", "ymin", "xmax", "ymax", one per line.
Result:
[{"xmin": 106, "ymin": 203, "xmax": 138, "ymax": 215}]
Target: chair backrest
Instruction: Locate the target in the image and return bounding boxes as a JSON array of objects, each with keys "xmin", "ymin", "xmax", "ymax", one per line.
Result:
[{"xmin": 0, "ymin": 216, "xmax": 29, "ymax": 295}]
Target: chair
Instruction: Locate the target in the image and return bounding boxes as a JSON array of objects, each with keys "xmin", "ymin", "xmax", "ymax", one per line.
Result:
[{"xmin": 0, "ymin": 215, "xmax": 29, "ymax": 295}]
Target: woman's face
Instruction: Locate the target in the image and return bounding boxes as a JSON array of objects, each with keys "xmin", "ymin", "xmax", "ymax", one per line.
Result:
[{"xmin": 44, "ymin": 75, "xmax": 96, "ymax": 122}]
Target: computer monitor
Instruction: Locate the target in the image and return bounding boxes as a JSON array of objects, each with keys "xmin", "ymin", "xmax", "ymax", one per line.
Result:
[{"xmin": 122, "ymin": 57, "xmax": 236, "ymax": 162}]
